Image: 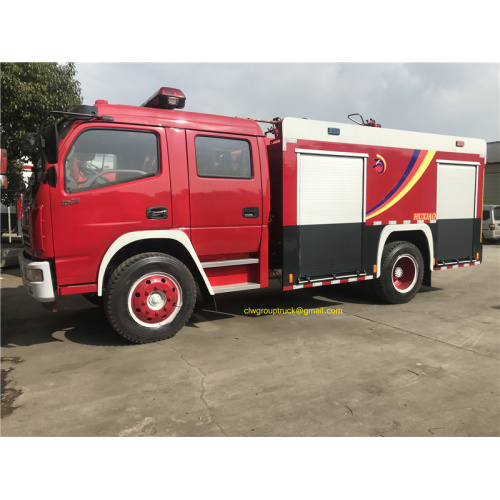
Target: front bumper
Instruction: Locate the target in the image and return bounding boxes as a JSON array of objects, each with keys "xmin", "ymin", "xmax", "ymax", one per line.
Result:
[
  {"xmin": 19, "ymin": 255, "xmax": 56, "ymax": 302},
  {"xmin": 483, "ymin": 230, "xmax": 500, "ymax": 240}
]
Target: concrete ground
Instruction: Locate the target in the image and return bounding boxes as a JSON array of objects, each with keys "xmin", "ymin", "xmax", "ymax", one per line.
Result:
[{"xmin": 1, "ymin": 244, "xmax": 499, "ymax": 437}]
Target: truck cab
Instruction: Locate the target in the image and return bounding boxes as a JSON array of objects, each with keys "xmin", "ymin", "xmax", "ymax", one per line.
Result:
[{"xmin": 19, "ymin": 88, "xmax": 270, "ymax": 343}]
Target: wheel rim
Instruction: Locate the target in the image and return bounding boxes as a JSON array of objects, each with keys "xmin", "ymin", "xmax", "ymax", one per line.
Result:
[
  {"xmin": 391, "ymin": 254, "xmax": 418, "ymax": 293},
  {"xmin": 128, "ymin": 273, "xmax": 182, "ymax": 327}
]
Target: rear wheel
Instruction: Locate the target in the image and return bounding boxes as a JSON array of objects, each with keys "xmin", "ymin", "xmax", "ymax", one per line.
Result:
[
  {"xmin": 104, "ymin": 252, "xmax": 196, "ymax": 343},
  {"xmin": 373, "ymin": 241, "xmax": 424, "ymax": 304}
]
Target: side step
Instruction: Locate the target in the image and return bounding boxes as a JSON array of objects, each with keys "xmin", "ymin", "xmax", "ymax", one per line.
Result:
[
  {"xmin": 212, "ymin": 282, "xmax": 261, "ymax": 294},
  {"xmin": 202, "ymin": 258, "xmax": 259, "ymax": 268}
]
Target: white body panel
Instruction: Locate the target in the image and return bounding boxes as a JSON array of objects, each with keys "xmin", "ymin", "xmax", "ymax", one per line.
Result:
[
  {"xmin": 282, "ymin": 117, "xmax": 487, "ymax": 157},
  {"xmin": 19, "ymin": 256, "xmax": 56, "ymax": 302},
  {"xmin": 97, "ymin": 230, "xmax": 214, "ymax": 296}
]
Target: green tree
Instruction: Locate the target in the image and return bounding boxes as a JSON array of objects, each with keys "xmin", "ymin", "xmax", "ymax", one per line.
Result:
[{"xmin": 1, "ymin": 62, "xmax": 82, "ymax": 205}]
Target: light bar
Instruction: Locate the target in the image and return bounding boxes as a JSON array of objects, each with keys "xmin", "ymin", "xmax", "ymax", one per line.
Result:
[{"xmin": 141, "ymin": 87, "xmax": 186, "ymax": 110}]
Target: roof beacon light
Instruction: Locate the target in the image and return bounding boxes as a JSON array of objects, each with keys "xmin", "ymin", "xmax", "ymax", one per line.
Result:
[{"xmin": 141, "ymin": 87, "xmax": 186, "ymax": 110}]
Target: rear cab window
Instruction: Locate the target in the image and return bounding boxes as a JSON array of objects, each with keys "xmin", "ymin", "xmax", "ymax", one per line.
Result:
[{"xmin": 195, "ymin": 136, "xmax": 252, "ymax": 179}]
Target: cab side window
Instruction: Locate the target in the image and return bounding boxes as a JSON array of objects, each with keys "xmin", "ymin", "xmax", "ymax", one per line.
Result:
[
  {"xmin": 65, "ymin": 129, "xmax": 158, "ymax": 193},
  {"xmin": 195, "ymin": 136, "xmax": 252, "ymax": 179}
]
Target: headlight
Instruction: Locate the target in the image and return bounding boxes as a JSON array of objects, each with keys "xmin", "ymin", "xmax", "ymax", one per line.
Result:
[{"xmin": 25, "ymin": 268, "xmax": 44, "ymax": 282}]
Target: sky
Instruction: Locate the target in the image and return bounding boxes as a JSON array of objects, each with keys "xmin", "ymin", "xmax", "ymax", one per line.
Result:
[
  {"xmin": 2, "ymin": 3, "xmax": 498, "ymax": 143},
  {"xmin": 74, "ymin": 62, "xmax": 499, "ymax": 143}
]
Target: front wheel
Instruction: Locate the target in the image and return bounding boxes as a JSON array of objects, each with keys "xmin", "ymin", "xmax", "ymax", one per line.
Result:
[
  {"xmin": 104, "ymin": 252, "xmax": 196, "ymax": 344},
  {"xmin": 373, "ymin": 241, "xmax": 424, "ymax": 304}
]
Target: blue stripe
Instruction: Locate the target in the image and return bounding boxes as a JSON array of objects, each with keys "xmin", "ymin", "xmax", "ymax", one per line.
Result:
[{"xmin": 366, "ymin": 149, "xmax": 421, "ymax": 215}]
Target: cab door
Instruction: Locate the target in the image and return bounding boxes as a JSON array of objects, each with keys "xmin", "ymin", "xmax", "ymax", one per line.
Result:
[
  {"xmin": 186, "ymin": 131, "xmax": 263, "ymax": 260},
  {"xmin": 51, "ymin": 124, "xmax": 170, "ymax": 285}
]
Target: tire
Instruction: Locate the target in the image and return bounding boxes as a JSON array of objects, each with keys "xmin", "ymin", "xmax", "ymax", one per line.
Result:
[
  {"xmin": 373, "ymin": 241, "xmax": 424, "ymax": 304},
  {"xmin": 104, "ymin": 252, "xmax": 196, "ymax": 344}
]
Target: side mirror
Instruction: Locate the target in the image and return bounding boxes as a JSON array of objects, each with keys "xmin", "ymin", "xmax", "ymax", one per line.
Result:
[{"xmin": 43, "ymin": 123, "xmax": 59, "ymax": 164}]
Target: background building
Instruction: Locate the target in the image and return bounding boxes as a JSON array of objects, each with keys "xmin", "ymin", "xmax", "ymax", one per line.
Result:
[{"xmin": 484, "ymin": 141, "xmax": 500, "ymax": 205}]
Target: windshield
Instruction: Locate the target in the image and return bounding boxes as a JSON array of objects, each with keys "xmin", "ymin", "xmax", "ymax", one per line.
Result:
[{"xmin": 57, "ymin": 116, "xmax": 79, "ymax": 142}]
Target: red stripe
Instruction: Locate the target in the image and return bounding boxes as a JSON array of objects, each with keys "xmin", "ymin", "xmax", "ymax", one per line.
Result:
[{"xmin": 286, "ymin": 275, "xmax": 374, "ymax": 290}]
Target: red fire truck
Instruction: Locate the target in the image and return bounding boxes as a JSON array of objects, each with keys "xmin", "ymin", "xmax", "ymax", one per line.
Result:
[
  {"xmin": 19, "ymin": 87, "xmax": 486, "ymax": 343},
  {"xmin": 1, "ymin": 148, "xmax": 7, "ymax": 190}
]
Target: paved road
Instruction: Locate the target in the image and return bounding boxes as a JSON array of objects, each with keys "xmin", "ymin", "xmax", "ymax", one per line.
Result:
[{"xmin": 1, "ymin": 244, "xmax": 499, "ymax": 436}]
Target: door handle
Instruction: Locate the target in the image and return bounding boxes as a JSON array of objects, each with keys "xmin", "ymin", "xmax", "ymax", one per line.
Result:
[
  {"xmin": 146, "ymin": 206, "xmax": 168, "ymax": 220},
  {"xmin": 242, "ymin": 207, "xmax": 259, "ymax": 218}
]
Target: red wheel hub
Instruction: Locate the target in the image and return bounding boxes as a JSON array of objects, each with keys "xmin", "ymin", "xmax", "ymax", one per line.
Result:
[
  {"xmin": 129, "ymin": 274, "xmax": 180, "ymax": 325},
  {"xmin": 392, "ymin": 255, "xmax": 416, "ymax": 291}
]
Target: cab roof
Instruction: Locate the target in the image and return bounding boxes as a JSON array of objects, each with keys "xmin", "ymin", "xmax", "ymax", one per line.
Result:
[{"xmin": 92, "ymin": 101, "xmax": 264, "ymax": 137}]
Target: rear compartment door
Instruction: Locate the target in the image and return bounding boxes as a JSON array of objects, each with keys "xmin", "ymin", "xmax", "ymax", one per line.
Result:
[
  {"xmin": 436, "ymin": 162, "xmax": 477, "ymax": 261},
  {"xmin": 296, "ymin": 151, "xmax": 366, "ymax": 277}
]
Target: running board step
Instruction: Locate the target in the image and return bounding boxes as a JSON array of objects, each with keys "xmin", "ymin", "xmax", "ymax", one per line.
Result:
[
  {"xmin": 202, "ymin": 258, "xmax": 259, "ymax": 269},
  {"xmin": 212, "ymin": 282, "xmax": 261, "ymax": 294}
]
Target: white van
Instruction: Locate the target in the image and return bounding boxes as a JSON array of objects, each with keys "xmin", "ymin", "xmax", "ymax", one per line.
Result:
[{"xmin": 483, "ymin": 205, "xmax": 500, "ymax": 242}]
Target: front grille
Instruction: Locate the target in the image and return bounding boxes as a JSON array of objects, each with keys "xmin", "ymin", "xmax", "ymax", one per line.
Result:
[{"xmin": 22, "ymin": 227, "xmax": 31, "ymax": 247}]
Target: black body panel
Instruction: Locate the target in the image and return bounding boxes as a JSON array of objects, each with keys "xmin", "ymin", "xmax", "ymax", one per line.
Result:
[
  {"xmin": 299, "ymin": 223, "xmax": 363, "ymax": 277},
  {"xmin": 283, "ymin": 223, "xmax": 364, "ymax": 281},
  {"xmin": 435, "ymin": 219, "xmax": 475, "ymax": 261}
]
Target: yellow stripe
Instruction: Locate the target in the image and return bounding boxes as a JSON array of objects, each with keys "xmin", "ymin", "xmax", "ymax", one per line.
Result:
[{"xmin": 367, "ymin": 150, "xmax": 436, "ymax": 220}]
